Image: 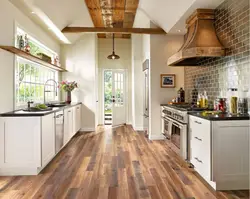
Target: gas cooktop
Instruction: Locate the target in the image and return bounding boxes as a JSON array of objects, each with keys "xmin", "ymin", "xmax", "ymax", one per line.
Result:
[{"xmin": 165, "ymin": 104, "xmax": 210, "ymax": 112}]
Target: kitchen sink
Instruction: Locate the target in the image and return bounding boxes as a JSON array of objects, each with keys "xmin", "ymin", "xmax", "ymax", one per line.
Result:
[
  {"xmin": 23, "ymin": 107, "xmax": 53, "ymax": 112},
  {"xmin": 46, "ymin": 103, "xmax": 67, "ymax": 108}
]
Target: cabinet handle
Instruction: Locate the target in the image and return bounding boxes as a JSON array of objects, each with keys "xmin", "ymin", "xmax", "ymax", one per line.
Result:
[
  {"xmin": 195, "ymin": 121, "xmax": 202, "ymax": 124},
  {"xmin": 54, "ymin": 114, "xmax": 64, "ymax": 118},
  {"xmin": 194, "ymin": 136, "xmax": 202, "ymax": 141},
  {"xmin": 68, "ymin": 110, "xmax": 71, "ymax": 113},
  {"xmin": 195, "ymin": 157, "xmax": 203, "ymax": 163}
]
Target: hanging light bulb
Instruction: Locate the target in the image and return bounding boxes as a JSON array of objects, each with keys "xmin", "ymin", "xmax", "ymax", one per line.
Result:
[{"xmin": 107, "ymin": 34, "xmax": 120, "ymax": 60}]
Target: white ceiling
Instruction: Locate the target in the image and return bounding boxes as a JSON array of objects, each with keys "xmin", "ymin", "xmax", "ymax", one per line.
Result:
[
  {"xmin": 33, "ymin": 0, "xmax": 93, "ymax": 29},
  {"xmin": 136, "ymin": 0, "xmax": 196, "ymax": 31},
  {"xmin": 33, "ymin": 0, "xmax": 94, "ymax": 44},
  {"xmin": 10, "ymin": 0, "xmax": 225, "ymax": 44},
  {"xmin": 9, "ymin": 0, "xmax": 94, "ymax": 44},
  {"xmin": 169, "ymin": 0, "xmax": 225, "ymax": 35}
]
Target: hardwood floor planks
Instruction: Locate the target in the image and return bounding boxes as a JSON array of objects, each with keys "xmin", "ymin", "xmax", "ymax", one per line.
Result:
[{"xmin": 0, "ymin": 125, "xmax": 248, "ymax": 199}]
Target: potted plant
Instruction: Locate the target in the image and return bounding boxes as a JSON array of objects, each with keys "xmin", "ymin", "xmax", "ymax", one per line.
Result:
[{"xmin": 59, "ymin": 81, "xmax": 78, "ymax": 104}]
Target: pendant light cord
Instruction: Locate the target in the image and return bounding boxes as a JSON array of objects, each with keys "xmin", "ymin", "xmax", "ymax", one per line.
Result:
[{"xmin": 113, "ymin": 33, "xmax": 115, "ymax": 53}]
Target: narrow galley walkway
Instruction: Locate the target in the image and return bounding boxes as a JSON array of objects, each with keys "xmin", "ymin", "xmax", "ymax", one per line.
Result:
[{"xmin": 0, "ymin": 125, "xmax": 248, "ymax": 199}]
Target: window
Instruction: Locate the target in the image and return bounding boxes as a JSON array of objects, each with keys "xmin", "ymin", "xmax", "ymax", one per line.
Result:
[
  {"xmin": 15, "ymin": 58, "xmax": 58, "ymax": 108},
  {"xmin": 16, "ymin": 27, "xmax": 57, "ymax": 59},
  {"xmin": 15, "ymin": 27, "xmax": 59, "ymax": 108}
]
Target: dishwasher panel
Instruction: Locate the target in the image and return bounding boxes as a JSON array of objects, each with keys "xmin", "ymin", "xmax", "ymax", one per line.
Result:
[{"xmin": 55, "ymin": 111, "xmax": 64, "ymax": 153}]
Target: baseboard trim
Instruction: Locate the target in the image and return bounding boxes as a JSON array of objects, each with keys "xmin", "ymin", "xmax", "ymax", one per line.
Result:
[
  {"xmin": 80, "ymin": 128, "xmax": 95, "ymax": 132},
  {"xmin": 133, "ymin": 126, "xmax": 144, "ymax": 131},
  {"xmin": 149, "ymin": 134, "xmax": 165, "ymax": 140}
]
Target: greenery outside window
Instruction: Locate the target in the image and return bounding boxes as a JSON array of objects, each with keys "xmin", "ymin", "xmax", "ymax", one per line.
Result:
[
  {"xmin": 16, "ymin": 27, "xmax": 58, "ymax": 59},
  {"xmin": 15, "ymin": 57, "xmax": 58, "ymax": 108}
]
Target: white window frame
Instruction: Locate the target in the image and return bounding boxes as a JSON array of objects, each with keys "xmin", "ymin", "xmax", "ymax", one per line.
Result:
[
  {"xmin": 14, "ymin": 25, "xmax": 59, "ymax": 109},
  {"xmin": 15, "ymin": 27, "xmax": 58, "ymax": 58},
  {"xmin": 15, "ymin": 57, "xmax": 59, "ymax": 109}
]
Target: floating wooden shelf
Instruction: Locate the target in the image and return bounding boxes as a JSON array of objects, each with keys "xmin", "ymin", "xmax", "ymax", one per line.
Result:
[{"xmin": 0, "ymin": 46, "xmax": 67, "ymax": 72}]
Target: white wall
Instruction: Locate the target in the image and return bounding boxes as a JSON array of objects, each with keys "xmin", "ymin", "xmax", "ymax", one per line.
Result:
[
  {"xmin": 149, "ymin": 35, "xmax": 184, "ymax": 140},
  {"xmin": 61, "ymin": 34, "xmax": 98, "ymax": 131},
  {"xmin": 133, "ymin": 10, "xmax": 185, "ymax": 139},
  {"xmin": 0, "ymin": 0, "xmax": 60, "ymax": 113},
  {"xmin": 98, "ymin": 38, "xmax": 132, "ymax": 125},
  {"xmin": 131, "ymin": 35, "xmax": 144, "ymax": 130}
]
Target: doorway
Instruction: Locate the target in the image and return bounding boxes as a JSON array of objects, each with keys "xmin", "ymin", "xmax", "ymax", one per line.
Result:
[{"xmin": 103, "ymin": 69, "xmax": 126, "ymax": 126}]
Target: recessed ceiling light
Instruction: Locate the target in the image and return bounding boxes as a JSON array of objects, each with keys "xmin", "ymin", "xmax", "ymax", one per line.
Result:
[
  {"xmin": 178, "ymin": 30, "xmax": 181, "ymax": 32},
  {"xmin": 31, "ymin": 11, "xmax": 35, "ymax": 14}
]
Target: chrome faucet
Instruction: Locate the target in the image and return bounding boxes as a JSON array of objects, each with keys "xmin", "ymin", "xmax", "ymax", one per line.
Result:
[{"xmin": 44, "ymin": 79, "xmax": 58, "ymax": 104}]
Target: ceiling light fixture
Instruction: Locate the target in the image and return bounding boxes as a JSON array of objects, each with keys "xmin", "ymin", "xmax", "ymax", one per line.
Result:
[
  {"xmin": 107, "ymin": 34, "xmax": 120, "ymax": 60},
  {"xmin": 31, "ymin": 11, "xmax": 35, "ymax": 14},
  {"xmin": 178, "ymin": 30, "xmax": 181, "ymax": 32}
]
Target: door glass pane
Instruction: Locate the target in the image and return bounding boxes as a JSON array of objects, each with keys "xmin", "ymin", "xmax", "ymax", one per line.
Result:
[{"xmin": 114, "ymin": 72, "xmax": 124, "ymax": 107}]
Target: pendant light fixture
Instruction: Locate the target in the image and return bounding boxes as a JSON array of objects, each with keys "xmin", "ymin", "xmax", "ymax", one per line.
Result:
[{"xmin": 107, "ymin": 33, "xmax": 120, "ymax": 60}]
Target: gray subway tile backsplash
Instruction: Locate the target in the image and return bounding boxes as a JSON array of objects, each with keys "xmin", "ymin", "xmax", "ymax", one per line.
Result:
[{"xmin": 184, "ymin": 0, "xmax": 250, "ymax": 106}]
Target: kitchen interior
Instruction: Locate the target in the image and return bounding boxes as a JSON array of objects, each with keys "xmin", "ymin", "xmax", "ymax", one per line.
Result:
[{"xmin": 0, "ymin": 0, "xmax": 249, "ymax": 198}]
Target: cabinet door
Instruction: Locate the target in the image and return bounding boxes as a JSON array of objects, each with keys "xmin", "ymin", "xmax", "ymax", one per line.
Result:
[
  {"xmin": 41, "ymin": 114, "xmax": 55, "ymax": 167},
  {"xmin": 73, "ymin": 105, "xmax": 81, "ymax": 133},
  {"xmin": 76, "ymin": 105, "xmax": 82, "ymax": 132},
  {"xmin": 0, "ymin": 117, "xmax": 41, "ymax": 168},
  {"xmin": 212, "ymin": 121, "xmax": 249, "ymax": 184},
  {"xmin": 64, "ymin": 108, "xmax": 73, "ymax": 144}
]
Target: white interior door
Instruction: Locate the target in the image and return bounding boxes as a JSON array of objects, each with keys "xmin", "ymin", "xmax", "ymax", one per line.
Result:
[{"xmin": 112, "ymin": 70, "xmax": 126, "ymax": 126}]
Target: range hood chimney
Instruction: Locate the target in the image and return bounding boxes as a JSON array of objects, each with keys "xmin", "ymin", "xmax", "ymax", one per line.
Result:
[{"xmin": 168, "ymin": 9, "xmax": 225, "ymax": 66}]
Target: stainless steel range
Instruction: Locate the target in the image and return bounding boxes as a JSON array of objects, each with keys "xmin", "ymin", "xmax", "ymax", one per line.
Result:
[{"xmin": 161, "ymin": 104, "xmax": 208, "ymax": 161}]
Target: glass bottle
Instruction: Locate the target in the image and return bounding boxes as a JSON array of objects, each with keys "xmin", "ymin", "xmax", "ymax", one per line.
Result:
[
  {"xmin": 197, "ymin": 92, "xmax": 202, "ymax": 107},
  {"xmin": 19, "ymin": 35, "xmax": 24, "ymax": 50},
  {"xmin": 228, "ymin": 88, "xmax": 238, "ymax": 114},
  {"xmin": 203, "ymin": 90, "xmax": 208, "ymax": 108},
  {"xmin": 238, "ymin": 89, "xmax": 248, "ymax": 114}
]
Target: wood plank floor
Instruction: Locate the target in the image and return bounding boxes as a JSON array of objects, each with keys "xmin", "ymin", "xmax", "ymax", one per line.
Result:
[{"xmin": 0, "ymin": 125, "xmax": 249, "ymax": 199}]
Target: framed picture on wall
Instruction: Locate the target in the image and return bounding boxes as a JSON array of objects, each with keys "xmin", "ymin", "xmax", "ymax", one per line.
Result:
[{"xmin": 160, "ymin": 74, "xmax": 175, "ymax": 88}]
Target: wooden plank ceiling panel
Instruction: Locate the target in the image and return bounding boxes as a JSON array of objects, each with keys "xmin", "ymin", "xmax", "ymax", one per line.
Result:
[
  {"xmin": 123, "ymin": 0, "xmax": 139, "ymax": 38},
  {"xmin": 85, "ymin": 0, "xmax": 105, "ymax": 38},
  {"xmin": 85, "ymin": 0, "xmax": 139, "ymax": 38}
]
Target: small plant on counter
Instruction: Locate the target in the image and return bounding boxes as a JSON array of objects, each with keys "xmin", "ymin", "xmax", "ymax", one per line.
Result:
[
  {"xmin": 59, "ymin": 81, "xmax": 78, "ymax": 104},
  {"xmin": 59, "ymin": 81, "xmax": 78, "ymax": 92}
]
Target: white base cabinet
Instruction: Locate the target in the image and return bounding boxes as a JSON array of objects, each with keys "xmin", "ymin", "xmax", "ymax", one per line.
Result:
[
  {"xmin": 64, "ymin": 104, "xmax": 82, "ymax": 145},
  {"xmin": 0, "ymin": 104, "xmax": 82, "ymax": 176},
  {"xmin": 73, "ymin": 104, "xmax": 82, "ymax": 133},
  {"xmin": 0, "ymin": 115, "xmax": 55, "ymax": 176},
  {"xmin": 41, "ymin": 114, "xmax": 56, "ymax": 167},
  {"xmin": 189, "ymin": 115, "xmax": 249, "ymax": 190},
  {"xmin": 64, "ymin": 108, "xmax": 73, "ymax": 145}
]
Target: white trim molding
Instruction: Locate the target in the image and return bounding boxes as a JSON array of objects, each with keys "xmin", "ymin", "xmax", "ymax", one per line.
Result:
[
  {"xmin": 80, "ymin": 128, "xmax": 95, "ymax": 132},
  {"xmin": 133, "ymin": 126, "xmax": 144, "ymax": 131},
  {"xmin": 149, "ymin": 134, "xmax": 165, "ymax": 140}
]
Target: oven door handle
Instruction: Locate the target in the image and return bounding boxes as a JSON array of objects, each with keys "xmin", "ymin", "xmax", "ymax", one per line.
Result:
[{"xmin": 173, "ymin": 122, "xmax": 183, "ymax": 129}]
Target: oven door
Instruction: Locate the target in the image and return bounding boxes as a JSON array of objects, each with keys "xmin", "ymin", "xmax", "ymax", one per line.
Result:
[
  {"xmin": 171, "ymin": 120, "xmax": 188, "ymax": 160},
  {"xmin": 161, "ymin": 116, "xmax": 173, "ymax": 139}
]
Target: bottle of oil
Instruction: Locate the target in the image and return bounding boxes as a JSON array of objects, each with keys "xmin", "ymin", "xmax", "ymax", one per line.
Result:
[
  {"xmin": 197, "ymin": 92, "xmax": 202, "ymax": 107},
  {"xmin": 203, "ymin": 91, "xmax": 208, "ymax": 108}
]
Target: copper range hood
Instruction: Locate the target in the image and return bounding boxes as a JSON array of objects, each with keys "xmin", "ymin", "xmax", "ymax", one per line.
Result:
[{"xmin": 168, "ymin": 9, "xmax": 225, "ymax": 66}]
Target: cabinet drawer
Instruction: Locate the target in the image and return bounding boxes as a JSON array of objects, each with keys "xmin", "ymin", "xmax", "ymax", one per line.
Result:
[
  {"xmin": 191, "ymin": 139, "xmax": 211, "ymax": 180},
  {"xmin": 189, "ymin": 116, "xmax": 210, "ymax": 144},
  {"xmin": 189, "ymin": 116, "xmax": 212, "ymax": 181}
]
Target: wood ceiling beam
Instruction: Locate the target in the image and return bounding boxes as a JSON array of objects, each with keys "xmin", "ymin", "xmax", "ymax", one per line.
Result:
[{"xmin": 62, "ymin": 27, "xmax": 166, "ymax": 34}]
